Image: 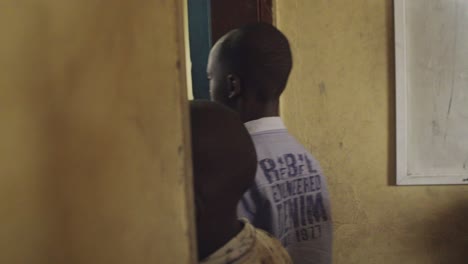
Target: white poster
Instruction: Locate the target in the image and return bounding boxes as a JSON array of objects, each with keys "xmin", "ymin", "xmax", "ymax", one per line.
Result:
[{"xmin": 395, "ymin": 0, "xmax": 468, "ymax": 185}]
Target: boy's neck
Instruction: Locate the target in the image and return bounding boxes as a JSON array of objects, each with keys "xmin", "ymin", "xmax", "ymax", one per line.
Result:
[
  {"xmin": 197, "ymin": 212, "xmax": 242, "ymax": 260},
  {"xmin": 239, "ymin": 100, "xmax": 280, "ymax": 123}
]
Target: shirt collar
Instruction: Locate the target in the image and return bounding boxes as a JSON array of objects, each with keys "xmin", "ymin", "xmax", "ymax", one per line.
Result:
[{"xmin": 244, "ymin": 117, "xmax": 286, "ymax": 134}]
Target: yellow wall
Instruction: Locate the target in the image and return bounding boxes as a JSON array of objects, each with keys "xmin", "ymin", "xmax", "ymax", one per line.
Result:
[
  {"xmin": 276, "ymin": 1, "xmax": 468, "ymax": 263},
  {"xmin": 0, "ymin": 1, "xmax": 195, "ymax": 263}
]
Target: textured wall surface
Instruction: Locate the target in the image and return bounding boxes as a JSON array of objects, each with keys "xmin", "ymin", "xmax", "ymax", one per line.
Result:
[
  {"xmin": 0, "ymin": 1, "xmax": 195, "ymax": 263},
  {"xmin": 276, "ymin": 0, "xmax": 468, "ymax": 263}
]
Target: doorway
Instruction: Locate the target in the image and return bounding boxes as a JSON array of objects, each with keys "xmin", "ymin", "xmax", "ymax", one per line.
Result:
[{"xmin": 187, "ymin": 0, "xmax": 273, "ymax": 99}]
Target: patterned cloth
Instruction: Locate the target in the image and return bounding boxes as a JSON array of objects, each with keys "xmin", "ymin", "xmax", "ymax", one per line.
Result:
[{"xmin": 200, "ymin": 219, "xmax": 292, "ymax": 264}]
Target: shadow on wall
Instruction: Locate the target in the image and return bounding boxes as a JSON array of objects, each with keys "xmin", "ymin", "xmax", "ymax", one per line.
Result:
[
  {"xmin": 428, "ymin": 200, "xmax": 468, "ymax": 264},
  {"xmin": 385, "ymin": 0, "xmax": 396, "ymax": 186}
]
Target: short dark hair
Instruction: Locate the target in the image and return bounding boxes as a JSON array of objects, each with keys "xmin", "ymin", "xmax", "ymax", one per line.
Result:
[{"xmin": 219, "ymin": 23, "xmax": 292, "ymax": 102}]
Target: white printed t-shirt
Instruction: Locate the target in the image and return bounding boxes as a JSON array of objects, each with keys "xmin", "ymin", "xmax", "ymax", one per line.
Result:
[{"xmin": 238, "ymin": 117, "xmax": 332, "ymax": 264}]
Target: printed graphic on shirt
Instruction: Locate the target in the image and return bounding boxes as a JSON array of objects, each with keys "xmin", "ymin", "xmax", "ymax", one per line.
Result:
[{"xmin": 258, "ymin": 153, "xmax": 329, "ymax": 247}]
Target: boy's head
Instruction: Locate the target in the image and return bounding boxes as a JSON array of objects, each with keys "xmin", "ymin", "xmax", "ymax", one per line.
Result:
[
  {"xmin": 207, "ymin": 23, "xmax": 292, "ymax": 110},
  {"xmin": 189, "ymin": 100, "xmax": 257, "ymax": 218}
]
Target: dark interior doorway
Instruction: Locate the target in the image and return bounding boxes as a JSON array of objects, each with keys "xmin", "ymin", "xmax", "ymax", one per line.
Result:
[{"xmin": 187, "ymin": 0, "xmax": 273, "ymax": 99}]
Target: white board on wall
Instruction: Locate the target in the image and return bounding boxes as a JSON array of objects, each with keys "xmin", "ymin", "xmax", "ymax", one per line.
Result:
[{"xmin": 395, "ymin": 0, "xmax": 468, "ymax": 185}]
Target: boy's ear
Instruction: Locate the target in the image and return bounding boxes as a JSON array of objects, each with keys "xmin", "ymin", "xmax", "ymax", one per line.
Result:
[{"xmin": 227, "ymin": 74, "xmax": 241, "ymax": 99}]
